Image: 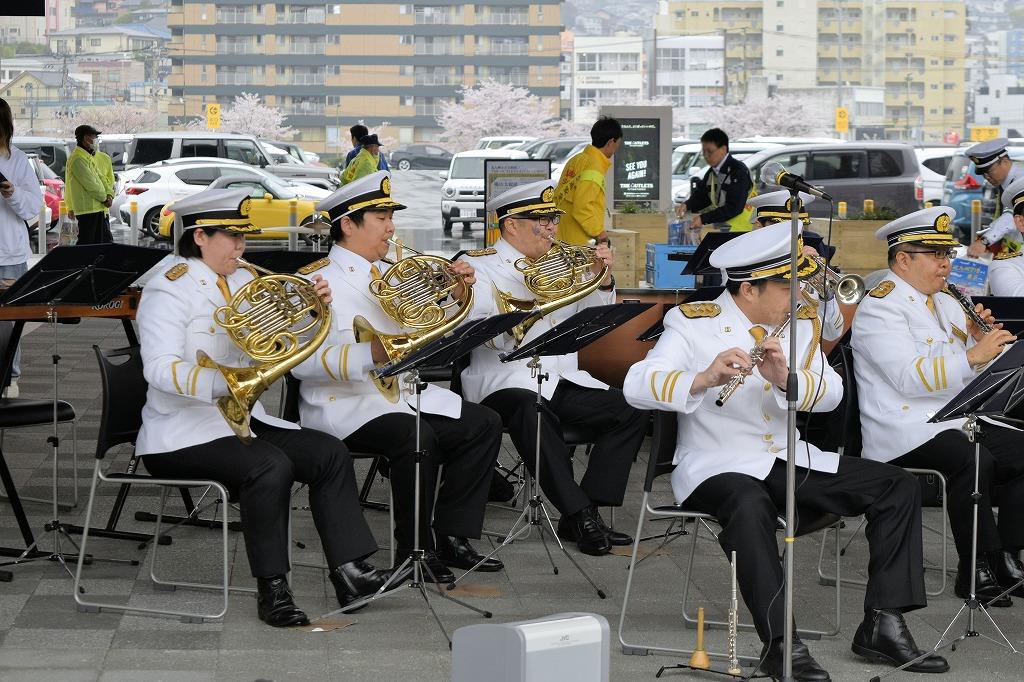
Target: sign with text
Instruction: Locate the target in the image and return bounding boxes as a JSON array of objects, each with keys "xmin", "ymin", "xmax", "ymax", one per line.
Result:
[
  {"xmin": 835, "ymin": 107, "xmax": 849, "ymax": 133},
  {"xmin": 613, "ymin": 118, "xmax": 660, "ymax": 204},
  {"xmin": 970, "ymin": 126, "xmax": 1001, "ymax": 142},
  {"xmin": 483, "ymin": 159, "xmax": 552, "ymax": 247},
  {"xmin": 948, "ymin": 256, "xmax": 990, "ymax": 296},
  {"xmin": 206, "ymin": 103, "xmax": 221, "ymax": 130}
]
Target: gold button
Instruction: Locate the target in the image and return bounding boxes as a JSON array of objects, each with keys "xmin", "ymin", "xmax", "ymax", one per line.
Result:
[
  {"xmin": 764, "ymin": 383, "xmax": 771, "ymax": 392},
  {"xmin": 764, "ymin": 434, "xmax": 774, "ymax": 441},
  {"xmin": 925, "ymin": 337, "xmax": 933, "ymax": 344},
  {"xmin": 328, "ymin": 395, "xmax": 336, "ymax": 401},
  {"xmin": 209, "ymin": 326, "xmax": 215, "ymax": 333},
  {"xmin": 902, "ymin": 405, "xmax": 910, "ymax": 411},
  {"xmin": 769, "ymin": 446, "xmax": 782, "ymax": 453}
]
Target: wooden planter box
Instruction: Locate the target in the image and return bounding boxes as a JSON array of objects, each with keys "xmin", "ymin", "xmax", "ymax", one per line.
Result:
[
  {"xmin": 612, "ymin": 214, "xmax": 668, "ymax": 285},
  {"xmin": 810, "ymin": 218, "xmax": 889, "ymax": 276}
]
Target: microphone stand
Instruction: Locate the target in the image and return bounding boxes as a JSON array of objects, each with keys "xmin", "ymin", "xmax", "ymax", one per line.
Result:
[{"xmin": 782, "ymin": 187, "xmax": 801, "ymax": 682}]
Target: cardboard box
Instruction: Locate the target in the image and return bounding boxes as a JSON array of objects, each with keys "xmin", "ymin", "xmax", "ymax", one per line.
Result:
[
  {"xmin": 612, "ymin": 213, "xmax": 667, "ymax": 250},
  {"xmin": 809, "ymin": 218, "xmax": 888, "ymax": 276},
  {"xmin": 645, "ymin": 243, "xmax": 697, "ymax": 290},
  {"xmin": 611, "ymin": 269, "xmax": 638, "ymax": 288}
]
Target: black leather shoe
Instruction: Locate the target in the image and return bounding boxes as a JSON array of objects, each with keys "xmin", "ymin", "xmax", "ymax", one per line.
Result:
[
  {"xmin": 592, "ymin": 507, "xmax": 633, "ymax": 546},
  {"xmin": 329, "ymin": 559, "xmax": 411, "ymax": 611},
  {"xmin": 991, "ymin": 550, "xmax": 1024, "ymax": 598},
  {"xmin": 396, "ymin": 549, "xmax": 456, "ymax": 584},
  {"xmin": 852, "ymin": 610, "xmax": 949, "ymax": 673},
  {"xmin": 256, "ymin": 575, "xmax": 309, "ymax": 628},
  {"xmin": 955, "ymin": 557, "xmax": 1012, "ymax": 607},
  {"xmin": 488, "ymin": 471, "xmax": 516, "ymax": 503},
  {"xmin": 436, "ymin": 535, "xmax": 504, "ymax": 572},
  {"xmin": 557, "ymin": 507, "xmax": 611, "ymax": 556},
  {"xmin": 757, "ymin": 637, "xmax": 831, "ymax": 681}
]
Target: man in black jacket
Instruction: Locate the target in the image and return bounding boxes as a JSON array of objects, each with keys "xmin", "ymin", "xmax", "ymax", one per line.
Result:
[{"xmin": 680, "ymin": 128, "xmax": 754, "ymax": 232}]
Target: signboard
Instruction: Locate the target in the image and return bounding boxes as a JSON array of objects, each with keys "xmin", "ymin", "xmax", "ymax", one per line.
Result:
[
  {"xmin": 948, "ymin": 256, "xmax": 989, "ymax": 296},
  {"xmin": 483, "ymin": 159, "xmax": 552, "ymax": 247},
  {"xmin": 206, "ymin": 103, "xmax": 221, "ymax": 130},
  {"xmin": 835, "ymin": 107, "xmax": 849, "ymax": 133},
  {"xmin": 613, "ymin": 118, "xmax": 660, "ymax": 204},
  {"xmin": 971, "ymin": 126, "xmax": 1000, "ymax": 142}
]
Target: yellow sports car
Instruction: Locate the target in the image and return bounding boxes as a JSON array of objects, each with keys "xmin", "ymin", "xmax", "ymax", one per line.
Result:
[{"xmin": 159, "ymin": 174, "xmax": 327, "ymax": 240}]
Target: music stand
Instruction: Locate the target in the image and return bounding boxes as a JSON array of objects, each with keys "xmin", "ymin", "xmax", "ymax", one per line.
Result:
[
  {"xmin": 240, "ymin": 249, "xmax": 324, "ymax": 274},
  {"xmin": 0, "ymin": 244, "xmax": 165, "ymax": 578},
  {"xmin": 870, "ymin": 342, "xmax": 1024, "ymax": 681},
  {"xmin": 311, "ymin": 311, "xmax": 530, "ymax": 645},
  {"xmin": 447, "ymin": 303, "xmax": 652, "ymax": 594}
]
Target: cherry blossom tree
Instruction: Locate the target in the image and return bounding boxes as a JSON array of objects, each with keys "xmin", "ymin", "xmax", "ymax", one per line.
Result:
[
  {"xmin": 714, "ymin": 94, "xmax": 830, "ymax": 138},
  {"xmin": 436, "ymin": 80, "xmax": 561, "ymax": 151},
  {"xmin": 216, "ymin": 92, "xmax": 296, "ymax": 139},
  {"xmin": 51, "ymin": 102, "xmax": 159, "ymax": 136}
]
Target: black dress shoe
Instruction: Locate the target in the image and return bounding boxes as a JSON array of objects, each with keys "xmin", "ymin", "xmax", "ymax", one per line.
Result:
[
  {"xmin": 592, "ymin": 507, "xmax": 633, "ymax": 546},
  {"xmin": 488, "ymin": 471, "xmax": 516, "ymax": 503},
  {"xmin": 396, "ymin": 549, "xmax": 456, "ymax": 584},
  {"xmin": 256, "ymin": 575, "xmax": 309, "ymax": 628},
  {"xmin": 757, "ymin": 636, "xmax": 831, "ymax": 681},
  {"xmin": 556, "ymin": 507, "xmax": 611, "ymax": 556},
  {"xmin": 954, "ymin": 557, "xmax": 1012, "ymax": 607},
  {"xmin": 991, "ymin": 550, "xmax": 1024, "ymax": 598},
  {"xmin": 329, "ymin": 559, "xmax": 412, "ymax": 611},
  {"xmin": 852, "ymin": 610, "xmax": 949, "ymax": 673},
  {"xmin": 436, "ymin": 535, "xmax": 504, "ymax": 572}
]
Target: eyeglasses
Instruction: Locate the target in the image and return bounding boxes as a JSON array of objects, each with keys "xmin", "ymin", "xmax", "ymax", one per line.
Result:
[
  {"xmin": 520, "ymin": 215, "xmax": 560, "ymax": 227},
  {"xmin": 904, "ymin": 248, "xmax": 957, "ymax": 260}
]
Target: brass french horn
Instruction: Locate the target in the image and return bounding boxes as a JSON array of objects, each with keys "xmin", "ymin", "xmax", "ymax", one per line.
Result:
[
  {"xmin": 353, "ymin": 238, "xmax": 474, "ymax": 402},
  {"xmin": 197, "ymin": 258, "xmax": 332, "ymax": 442},
  {"xmin": 495, "ymin": 238, "xmax": 609, "ymax": 347}
]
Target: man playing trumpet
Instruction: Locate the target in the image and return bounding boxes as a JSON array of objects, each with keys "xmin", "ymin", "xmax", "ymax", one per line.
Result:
[
  {"xmin": 292, "ymin": 171, "xmax": 503, "ymax": 583},
  {"xmin": 458, "ymin": 181, "xmax": 647, "ymax": 556},
  {"xmin": 623, "ymin": 223, "xmax": 947, "ymax": 680}
]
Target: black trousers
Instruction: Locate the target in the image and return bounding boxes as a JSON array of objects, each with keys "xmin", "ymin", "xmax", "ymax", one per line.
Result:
[
  {"xmin": 482, "ymin": 382, "xmax": 647, "ymax": 517},
  {"xmin": 76, "ymin": 211, "xmax": 112, "ymax": 244},
  {"xmin": 687, "ymin": 458, "xmax": 926, "ymax": 644},
  {"xmin": 891, "ymin": 424, "xmax": 1024, "ymax": 561},
  {"xmin": 344, "ymin": 403, "xmax": 501, "ymax": 551},
  {"xmin": 141, "ymin": 420, "xmax": 376, "ymax": 577}
]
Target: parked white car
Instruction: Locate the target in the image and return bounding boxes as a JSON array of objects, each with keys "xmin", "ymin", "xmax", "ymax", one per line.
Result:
[
  {"xmin": 914, "ymin": 146, "xmax": 958, "ymax": 208},
  {"xmin": 671, "ymin": 141, "xmax": 785, "ymax": 205},
  {"xmin": 114, "ymin": 159, "xmax": 327, "ymax": 238},
  {"xmin": 475, "ymin": 136, "xmax": 537, "ymax": 150},
  {"xmin": 440, "ymin": 149, "xmax": 528, "ymax": 233}
]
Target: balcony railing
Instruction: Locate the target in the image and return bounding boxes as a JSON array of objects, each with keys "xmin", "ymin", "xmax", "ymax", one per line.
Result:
[
  {"xmin": 484, "ymin": 74, "xmax": 528, "ymax": 86},
  {"xmin": 415, "ymin": 12, "xmax": 456, "ymax": 24},
  {"xmin": 478, "ymin": 12, "xmax": 529, "ymax": 25},
  {"xmin": 414, "ymin": 44, "xmax": 464, "ymax": 56},
  {"xmin": 216, "ymin": 73, "xmax": 261, "ymax": 86},
  {"xmin": 277, "ymin": 41, "xmax": 325, "ymax": 55},
  {"xmin": 216, "ymin": 11, "xmax": 256, "ymax": 24},
  {"xmin": 216, "ymin": 42, "xmax": 255, "ymax": 55},
  {"xmin": 415, "ymin": 74, "xmax": 459, "ymax": 86},
  {"xmin": 290, "ymin": 73, "xmax": 325, "ymax": 85},
  {"xmin": 281, "ymin": 10, "xmax": 326, "ymax": 23},
  {"xmin": 416, "ymin": 103, "xmax": 445, "ymax": 116},
  {"xmin": 486, "ymin": 43, "xmax": 529, "ymax": 56},
  {"xmin": 285, "ymin": 103, "xmax": 325, "ymax": 115}
]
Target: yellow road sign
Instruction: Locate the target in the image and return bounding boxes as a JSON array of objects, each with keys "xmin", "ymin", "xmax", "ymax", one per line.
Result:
[
  {"xmin": 835, "ymin": 107, "xmax": 849, "ymax": 133},
  {"xmin": 206, "ymin": 103, "xmax": 221, "ymax": 130},
  {"xmin": 970, "ymin": 126, "xmax": 1000, "ymax": 142}
]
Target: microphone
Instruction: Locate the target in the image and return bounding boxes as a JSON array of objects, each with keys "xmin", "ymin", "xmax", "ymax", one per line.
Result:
[{"xmin": 760, "ymin": 162, "xmax": 833, "ymax": 201}]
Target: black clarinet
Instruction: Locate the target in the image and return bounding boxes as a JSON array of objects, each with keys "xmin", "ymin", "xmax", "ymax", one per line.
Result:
[{"xmin": 944, "ymin": 283, "xmax": 994, "ymax": 334}]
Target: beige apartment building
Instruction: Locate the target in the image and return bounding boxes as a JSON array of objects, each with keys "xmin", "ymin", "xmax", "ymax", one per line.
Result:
[
  {"xmin": 167, "ymin": 1, "xmax": 562, "ymax": 156},
  {"xmin": 656, "ymin": 0, "xmax": 966, "ymax": 140}
]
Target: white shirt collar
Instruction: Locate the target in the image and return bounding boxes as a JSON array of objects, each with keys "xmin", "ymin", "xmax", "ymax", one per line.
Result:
[
  {"xmin": 713, "ymin": 154, "xmax": 730, "ymax": 175},
  {"xmin": 330, "ymin": 242, "xmax": 382, "ymax": 275},
  {"xmin": 494, "ymin": 237, "xmax": 529, "ymax": 264}
]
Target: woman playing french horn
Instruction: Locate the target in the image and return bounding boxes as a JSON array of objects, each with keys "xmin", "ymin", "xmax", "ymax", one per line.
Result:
[
  {"xmin": 291, "ymin": 171, "xmax": 504, "ymax": 584},
  {"xmin": 135, "ymin": 188, "xmax": 404, "ymax": 629}
]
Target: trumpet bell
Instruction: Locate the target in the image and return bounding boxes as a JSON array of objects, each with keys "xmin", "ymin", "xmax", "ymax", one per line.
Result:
[{"xmin": 835, "ymin": 274, "xmax": 866, "ymax": 305}]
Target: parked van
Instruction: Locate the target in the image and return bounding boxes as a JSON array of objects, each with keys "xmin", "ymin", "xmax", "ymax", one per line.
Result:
[
  {"xmin": 13, "ymin": 136, "xmax": 73, "ymax": 176},
  {"xmin": 440, "ymin": 149, "xmax": 528, "ymax": 233},
  {"xmin": 914, "ymin": 146, "xmax": 958, "ymax": 208},
  {"xmin": 743, "ymin": 142, "xmax": 919, "ymax": 217}
]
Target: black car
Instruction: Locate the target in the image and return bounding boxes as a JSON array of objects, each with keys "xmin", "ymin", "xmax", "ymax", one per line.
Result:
[{"xmin": 389, "ymin": 144, "xmax": 453, "ymax": 171}]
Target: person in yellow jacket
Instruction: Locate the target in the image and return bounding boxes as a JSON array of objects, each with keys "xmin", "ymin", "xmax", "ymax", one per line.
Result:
[
  {"xmin": 554, "ymin": 117, "xmax": 622, "ymax": 245},
  {"xmin": 65, "ymin": 124, "xmax": 113, "ymax": 244},
  {"xmin": 342, "ymin": 133, "xmax": 383, "ymax": 185}
]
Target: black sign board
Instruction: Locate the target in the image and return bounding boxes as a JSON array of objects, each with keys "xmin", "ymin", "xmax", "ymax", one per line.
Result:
[{"xmin": 613, "ymin": 118, "xmax": 660, "ymax": 204}]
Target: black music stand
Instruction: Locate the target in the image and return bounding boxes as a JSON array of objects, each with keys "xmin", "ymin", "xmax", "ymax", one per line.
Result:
[
  {"xmin": 0, "ymin": 244, "xmax": 165, "ymax": 578},
  {"xmin": 311, "ymin": 311, "xmax": 530, "ymax": 645},
  {"xmin": 240, "ymin": 249, "xmax": 324, "ymax": 274},
  {"xmin": 447, "ymin": 303, "xmax": 652, "ymax": 594},
  {"xmin": 871, "ymin": 342, "xmax": 1024, "ymax": 681}
]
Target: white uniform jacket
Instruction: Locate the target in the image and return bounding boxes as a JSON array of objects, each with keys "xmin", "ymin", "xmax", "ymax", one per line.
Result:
[
  {"xmin": 988, "ymin": 253, "xmax": 1024, "ymax": 297},
  {"xmin": 291, "ymin": 244, "xmax": 462, "ymax": 441},
  {"xmin": 622, "ymin": 291, "xmax": 842, "ymax": 503},
  {"xmin": 457, "ymin": 237, "xmax": 615, "ymax": 403},
  {"xmin": 814, "ymin": 290, "xmax": 846, "ymax": 342},
  {"xmin": 136, "ymin": 258, "xmax": 297, "ymax": 456},
  {"xmin": 851, "ymin": 272, "xmax": 980, "ymax": 463}
]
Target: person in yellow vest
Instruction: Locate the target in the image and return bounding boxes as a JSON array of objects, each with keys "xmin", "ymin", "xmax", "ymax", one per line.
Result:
[
  {"xmin": 554, "ymin": 116, "xmax": 622, "ymax": 245},
  {"xmin": 65, "ymin": 124, "xmax": 113, "ymax": 243},
  {"xmin": 679, "ymin": 128, "xmax": 754, "ymax": 233},
  {"xmin": 342, "ymin": 134, "xmax": 383, "ymax": 185}
]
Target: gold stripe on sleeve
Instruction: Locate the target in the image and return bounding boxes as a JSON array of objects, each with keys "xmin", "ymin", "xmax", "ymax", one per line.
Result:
[
  {"xmin": 191, "ymin": 366, "xmax": 201, "ymax": 396},
  {"xmin": 939, "ymin": 356, "xmax": 947, "ymax": 390},
  {"xmin": 184, "ymin": 366, "xmax": 198, "ymax": 396},
  {"xmin": 666, "ymin": 371, "xmax": 684, "ymax": 403},
  {"xmin": 649, "ymin": 370, "xmax": 660, "ymax": 401},
  {"xmin": 171, "ymin": 360, "xmax": 184, "ymax": 395},
  {"xmin": 915, "ymin": 357, "xmax": 933, "ymax": 392},
  {"xmin": 340, "ymin": 344, "xmax": 351, "ymax": 381},
  {"xmin": 320, "ymin": 346, "xmax": 337, "ymax": 381},
  {"xmin": 813, "ymin": 375, "xmax": 828, "ymax": 408}
]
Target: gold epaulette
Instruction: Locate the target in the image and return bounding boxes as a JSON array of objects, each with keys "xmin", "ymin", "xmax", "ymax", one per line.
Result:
[
  {"xmin": 462, "ymin": 248, "xmax": 497, "ymax": 257},
  {"xmin": 678, "ymin": 302, "xmax": 721, "ymax": 318},
  {"xmin": 797, "ymin": 305, "xmax": 818, "ymax": 319},
  {"xmin": 994, "ymin": 251, "xmax": 1023, "ymax": 260},
  {"xmin": 297, "ymin": 257, "xmax": 330, "ymax": 274},
  {"xmin": 869, "ymin": 280, "xmax": 895, "ymax": 298},
  {"xmin": 164, "ymin": 263, "xmax": 188, "ymax": 281}
]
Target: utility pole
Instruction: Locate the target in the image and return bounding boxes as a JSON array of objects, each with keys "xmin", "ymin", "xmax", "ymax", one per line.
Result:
[
  {"xmin": 721, "ymin": 28, "xmax": 728, "ymax": 105},
  {"xmin": 836, "ymin": 0, "xmax": 844, "ymax": 109}
]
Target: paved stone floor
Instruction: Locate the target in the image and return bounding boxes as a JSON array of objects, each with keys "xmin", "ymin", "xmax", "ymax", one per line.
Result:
[{"xmin": 2, "ymin": 319, "xmax": 1024, "ymax": 682}]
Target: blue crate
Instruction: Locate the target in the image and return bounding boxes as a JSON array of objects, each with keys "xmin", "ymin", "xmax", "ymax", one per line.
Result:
[{"xmin": 645, "ymin": 243, "xmax": 697, "ymax": 289}]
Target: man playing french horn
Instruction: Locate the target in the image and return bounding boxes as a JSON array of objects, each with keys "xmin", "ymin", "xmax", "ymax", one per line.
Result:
[
  {"xmin": 623, "ymin": 223, "xmax": 948, "ymax": 680},
  {"xmin": 136, "ymin": 189, "xmax": 405, "ymax": 629},
  {"xmin": 458, "ymin": 180, "xmax": 647, "ymax": 556},
  {"xmin": 292, "ymin": 171, "xmax": 503, "ymax": 584}
]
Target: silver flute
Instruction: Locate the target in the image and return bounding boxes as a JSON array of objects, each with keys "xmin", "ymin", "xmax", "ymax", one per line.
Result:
[
  {"xmin": 944, "ymin": 282, "xmax": 994, "ymax": 334},
  {"xmin": 715, "ymin": 312, "xmax": 796, "ymax": 407},
  {"xmin": 727, "ymin": 550, "xmax": 742, "ymax": 676}
]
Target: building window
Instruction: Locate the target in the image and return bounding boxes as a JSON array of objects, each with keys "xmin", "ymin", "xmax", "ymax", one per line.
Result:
[
  {"xmin": 327, "ymin": 95, "xmax": 341, "ymax": 106},
  {"xmin": 776, "ymin": 48, "xmax": 783, "ymax": 56},
  {"xmin": 656, "ymin": 48, "xmax": 685, "ymax": 72},
  {"xmin": 943, "ymin": 107, "xmax": 954, "ymax": 114},
  {"xmin": 776, "ymin": 24, "xmax": 783, "ymax": 31},
  {"xmin": 656, "ymin": 85, "xmax": 685, "ymax": 106},
  {"xmin": 90, "ymin": 38, "xmax": 101, "ymax": 46}
]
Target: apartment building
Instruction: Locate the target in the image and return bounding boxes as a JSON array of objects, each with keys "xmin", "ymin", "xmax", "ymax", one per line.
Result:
[
  {"xmin": 656, "ymin": 0, "xmax": 966, "ymax": 141},
  {"xmin": 167, "ymin": 0, "xmax": 562, "ymax": 155},
  {"xmin": 571, "ymin": 34, "xmax": 644, "ymax": 122},
  {"xmin": 651, "ymin": 35, "xmax": 725, "ymax": 138}
]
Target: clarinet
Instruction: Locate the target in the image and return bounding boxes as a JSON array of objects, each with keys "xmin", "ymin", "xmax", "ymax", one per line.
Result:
[
  {"xmin": 944, "ymin": 283, "xmax": 994, "ymax": 334},
  {"xmin": 715, "ymin": 312, "xmax": 796, "ymax": 407}
]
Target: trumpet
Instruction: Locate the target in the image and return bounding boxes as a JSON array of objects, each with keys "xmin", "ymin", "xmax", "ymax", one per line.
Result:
[
  {"xmin": 715, "ymin": 311, "xmax": 798, "ymax": 407},
  {"xmin": 944, "ymin": 282, "xmax": 994, "ymax": 335},
  {"xmin": 805, "ymin": 256, "xmax": 865, "ymax": 305}
]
